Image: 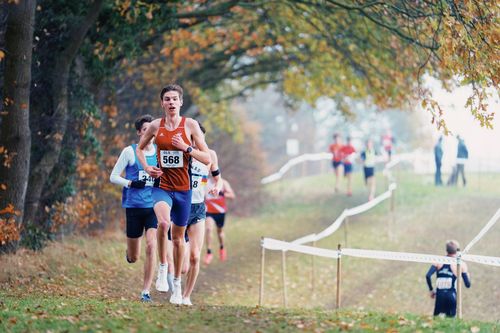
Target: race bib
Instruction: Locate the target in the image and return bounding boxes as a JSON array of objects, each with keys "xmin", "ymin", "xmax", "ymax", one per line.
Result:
[
  {"xmin": 436, "ymin": 277, "xmax": 453, "ymax": 289},
  {"xmin": 160, "ymin": 150, "xmax": 183, "ymax": 168},
  {"xmin": 191, "ymin": 175, "xmax": 202, "ymax": 189},
  {"xmin": 138, "ymin": 170, "xmax": 155, "ymax": 187}
]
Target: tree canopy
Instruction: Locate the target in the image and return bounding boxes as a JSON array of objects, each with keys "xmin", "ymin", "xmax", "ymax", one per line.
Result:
[{"xmin": 0, "ymin": 0, "xmax": 498, "ymax": 250}]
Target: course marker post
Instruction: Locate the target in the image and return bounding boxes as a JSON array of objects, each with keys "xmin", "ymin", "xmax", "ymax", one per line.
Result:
[
  {"xmin": 336, "ymin": 243, "xmax": 342, "ymax": 309},
  {"xmin": 281, "ymin": 249, "xmax": 288, "ymax": 308},
  {"xmin": 259, "ymin": 237, "xmax": 265, "ymax": 306},
  {"xmin": 344, "ymin": 216, "xmax": 349, "ymax": 247},
  {"xmin": 312, "ymin": 240, "xmax": 316, "ymax": 292}
]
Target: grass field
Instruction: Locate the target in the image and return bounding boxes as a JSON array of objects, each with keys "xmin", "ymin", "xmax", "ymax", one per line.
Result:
[{"xmin": 1, "ymin": 168, "xmax": 499, "ymax": 332}]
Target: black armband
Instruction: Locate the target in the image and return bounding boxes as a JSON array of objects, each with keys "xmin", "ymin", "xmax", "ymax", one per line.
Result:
[{"xmin": 211, "ymin": 169, "xmax": 221, "ymax": 177}]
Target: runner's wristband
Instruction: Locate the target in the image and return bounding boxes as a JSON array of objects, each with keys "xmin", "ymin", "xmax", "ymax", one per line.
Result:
[
  {"xmin": 130, "ymin": 180, "xmax": 146, "ymax": 189},
  {"xmin": 211, "ymin": 169, "xmax": 220, "ymax": 177}
]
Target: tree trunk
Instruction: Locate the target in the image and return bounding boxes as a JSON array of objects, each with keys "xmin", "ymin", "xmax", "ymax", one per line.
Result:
[
  {"xmin": 23, "ymin": 0, "xmax": 104, "ymax": 226},
  {"xmin": 0, "ymin": 0, "xmax": 37, "ymax": 249}
]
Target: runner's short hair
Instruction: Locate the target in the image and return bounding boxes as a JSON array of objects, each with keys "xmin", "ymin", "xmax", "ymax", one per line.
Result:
[
  {"xmin": 160, "ymin": 84, "xmax": 183, "ymax": 101},
  {"xmin": 134, "ymin": 114, "xmax": 153, "ymax": 131},
  {"xmin": 446, "ymin": 240, "xmax": 460, "ymax": 255}
]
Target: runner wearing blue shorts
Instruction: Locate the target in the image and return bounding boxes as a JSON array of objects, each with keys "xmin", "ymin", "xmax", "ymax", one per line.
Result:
[{"xmin": 136, "ymin": 84, "xmax": 211, "ymax": 305}]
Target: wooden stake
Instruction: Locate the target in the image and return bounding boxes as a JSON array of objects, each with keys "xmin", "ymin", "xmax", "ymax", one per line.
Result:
[
  {"xmin": 281, "ymin": 250, "xmax": 288, "ymax": 308},
  {"xmin": 259, "ymin": 238, "xmax": 265, "ymax": 306},
  {"xmin": 390, "ymin": 188, "xmax": 395, "ymax": 213},
  {"xmin": 336, "ymin": 244, "xmax": 342, "ymax": 309},
  {"xmin": 457, "ymin": 258, "xmax": 462, "ymax": 319},
  {"xmin": 344, "ymin": 216, "xmax": 349, "ymax": 247},
  {"xmin": 312, "ymin": 240, "xmax": 316, "ymax": 292}
]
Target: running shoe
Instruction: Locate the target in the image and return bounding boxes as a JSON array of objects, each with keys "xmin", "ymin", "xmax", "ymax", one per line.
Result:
[
  {"xmin": 219, "ymin": 248, "xmax": 227, "ymax": 261},
  {"xmin": 170, "ymin": 282, "xmax": 182, "ymax": 305},
  {"xmin": 155, "ymin": 266, "xmax": 169, "ymax": 292},
  {"xmin": 126, "ymin": 250, "xmax": 133, "ymax": 264},
  {"xmin": 182, "ymin": 297, "xmax": 193, "ymax": 306},
  {"xmin": 141, "ymin": 293, "xmax": 152, "ymax": 303},
  {"xmin": 204, "ymin": 253, "xmax": 213, "ymax": 265}
]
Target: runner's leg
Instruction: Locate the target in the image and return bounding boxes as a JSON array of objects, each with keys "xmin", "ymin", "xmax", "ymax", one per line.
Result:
[
  {"xmin": 183, "ymin": 221, "xmax": 205, "ymax": 301},
  {"xmin": 143, "ymin": 227, "xmax": 157, "ymax": 292}
]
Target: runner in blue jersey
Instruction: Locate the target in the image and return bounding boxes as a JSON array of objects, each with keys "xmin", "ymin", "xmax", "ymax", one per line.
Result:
[
  {"xmin": 425, "ymin": 240, "xmax": 471, "ymax": 317},
  {"xmin": 110, "ymin": 115, "xmax": 158, "ymax": 302}
]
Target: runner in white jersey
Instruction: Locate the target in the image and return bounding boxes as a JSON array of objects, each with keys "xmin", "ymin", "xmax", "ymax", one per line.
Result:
[{"xmin": 179, "ymin": 122, "xmax": 222, "ymax": 305}]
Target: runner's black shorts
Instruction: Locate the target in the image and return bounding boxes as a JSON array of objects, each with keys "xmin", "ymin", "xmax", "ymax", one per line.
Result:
[
  {"xmin": 126, "ymin": 208, "xmax": 158, "ymax": 238},
  {"xmin": 207, "ymin": 212, "xmax": 226, "ymax": 228}
]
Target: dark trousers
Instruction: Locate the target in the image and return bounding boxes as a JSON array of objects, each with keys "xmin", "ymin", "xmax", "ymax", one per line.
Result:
[
  {"xmin": 435, "ymin": 161, "xmax": 442, "ymax": 186},
  {"xmin": 456, "ymin": 163, "xmax": 466, "ymax": 186}
]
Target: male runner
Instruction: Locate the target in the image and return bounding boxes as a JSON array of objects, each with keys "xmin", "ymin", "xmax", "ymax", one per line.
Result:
[
  {"xmin": 180, "ymin": 122, "xmax": 222, "ymax": 305},
  {"xmin": 136, "ymin": 84, "xmax": 211, "ymax": 305},
  {"xmin": 204, "ymin": 178, "xmax": 235, "ymax": 264},
  {"xmin": 360, "ymin": 139, "xmax": 376, "ymax": 201},
  {"xmin": 340, "ymin": 136, "xmax": 356, "ymax": 197},
  {"xmin": 328, "ymin": 133, "xmax": 343, "ymax": 192},
  {"xmin": 425, "ymin": 240, "xmax": 471, "ymax": 317},
  {"xmin": 110, "ymin": 115, "xmax": 158, "ymax": 302}
]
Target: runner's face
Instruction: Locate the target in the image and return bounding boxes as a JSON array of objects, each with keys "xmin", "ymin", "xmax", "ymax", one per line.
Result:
[
  {"xmin": 138, "ymin": 122, "xmax": 154, "ymax": 144},
  {"xmin": 161, "ymin": 91, "xmax": 182, "ymax": 116}
]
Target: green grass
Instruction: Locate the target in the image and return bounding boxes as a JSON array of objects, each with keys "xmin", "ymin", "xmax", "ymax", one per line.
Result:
[
  {"xmin": 1, "ymin": 170, "xmax": 499, "ymax": 331},
  {"xmin": 1, "ymin": 293, "xmax": 497, "ymax": 332}
]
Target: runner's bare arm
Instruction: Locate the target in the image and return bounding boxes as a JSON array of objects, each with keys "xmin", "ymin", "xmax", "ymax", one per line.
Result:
[
  {"xmin": 136, "ymin": 119, "xmax": 162, "ymax": 178},
  {"xmin": 208, "ymin": 149, "xmax": 223, "ymax": 196},
  {"xmin": 222, "ymin": 179, "xmax": 235, "ymax": 199},
  {"xmin": 172, "ymin": 118, "xmax": 211, "ymax": 165}
]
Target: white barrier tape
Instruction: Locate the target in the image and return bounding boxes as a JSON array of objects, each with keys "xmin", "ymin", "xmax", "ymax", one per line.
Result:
[
  {"xmin": 462, "ymin": 208, "xmax": 500, "ymax": 254},
  {"xmin": 342, "ymin": 248, "xmax": 456, "ymax": 265},
  {"xmin": 262, "ymin": 238, "xmax": 340, "ymax": 259},
  {"xmin": 344, "ymin": 188, "xmax": 392, "ymax": 216},
  {"xmin": 261, "ymin": 153, "xmax": 332, "ymax": 184},
  {"xmin": 462, "ymin": 254, "xmax": 500, "ymax": 267},
  {"xmin": 263, "ymin": 238, "xmax": 500, "ymax": 267},
  {"xmin": 313, "ymin": 210, "xmax": 348, "ymax": 242},
  {"xmin": 292, "ymin": 233, "xmax": 317, "ymax": 245},
  {"xmin": 291, "ymin": 183, "xmax": 396, "ymax": 245}
]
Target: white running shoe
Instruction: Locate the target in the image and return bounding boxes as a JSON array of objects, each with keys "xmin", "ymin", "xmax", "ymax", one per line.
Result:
[
  {"xmin": 155, "ymin": 267, "xmax": 169, "ymax": 292},
  {"xmin": 182, "ymin": 297, "xmax": 192, "ymax": 306},
  {"xmin": 169, "ymin": 282, "xmax": 182, "ymax": 305}
]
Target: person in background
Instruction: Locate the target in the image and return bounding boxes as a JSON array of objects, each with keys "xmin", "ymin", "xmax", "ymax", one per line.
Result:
[
  {"xmin": 381, "ymin": 129, "xmax": 395, "ymax": 161},
  {"xmin": 204, "ymin": 178, "xmax": 235, "ymax": 264},
  {"xmin": 425, "ymin": 240, "xmax": 471, "ymax": 317},
  {"xmin": 360, "ymin": 139, "xmax": 376, "ymax": 201},
  {"xmin": 340, "ymin": 136, "xmax": 356, "ymax": 197},
  {"xmin": 328, "ymin": 133, "xmax": 343, "ymax": 192},
  {"xmin": 455, "ymin": 135, "xmax": 468, "ymax": 187},
  {"xmin": 434, "ymin": 136, "xmax": 444, "ymax": 186}
]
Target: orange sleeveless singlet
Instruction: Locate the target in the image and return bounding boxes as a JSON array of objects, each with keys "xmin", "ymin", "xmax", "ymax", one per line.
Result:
[{"xmin": 155, "ymin": 117, "xmax": 191, "ymax": 191}]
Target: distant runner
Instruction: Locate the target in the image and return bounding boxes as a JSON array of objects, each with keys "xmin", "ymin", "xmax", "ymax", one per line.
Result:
[
  {"xmin": 109, "ymin": 115, "xmax": 158, "ymax": 302},
  {"xmin": 360, "ymin": 139, "xmax": 376, "ymax": 201},
  {"xmin": 425, "ymin": 240, "xmax": 471, "ymax": 317},
  {"xmin": 340, "ymin": 137, "xmax": 356, "ymax": 197},
  {"xmin": 328, "ymin": 133, "xmax": 343, "ymax": 192},
  {"xmin": 204, "ymin": 178, "xmax": 235, "ymax": 264}
]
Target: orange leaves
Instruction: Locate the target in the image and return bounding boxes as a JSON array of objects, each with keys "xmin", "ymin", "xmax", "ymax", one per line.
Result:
[
  {"xmin": 0, "ymin": 204, "xmax": 21, "ymax": 245},
  {"xmin": 102, "ymin": 105, "xmax": 118, "ymax": 118},
  {"xmin": 0, "ymin": 204, "xmax": 20, "ymax": 216}
]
